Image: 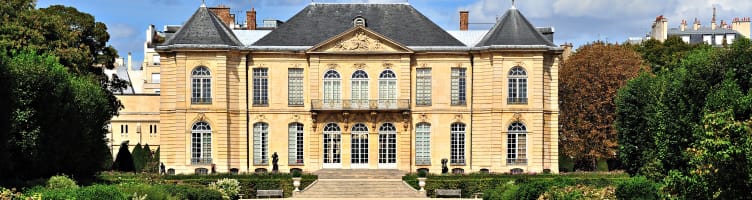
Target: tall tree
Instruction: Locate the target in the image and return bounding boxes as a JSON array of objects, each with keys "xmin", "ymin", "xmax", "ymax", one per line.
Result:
[
  {"xmin": 615, "ymin": 72, "xmax": 664, "ymax": 175},
  {"xmin": 559, "ymin": 42, "xmax": 645, "ymax": 170}
]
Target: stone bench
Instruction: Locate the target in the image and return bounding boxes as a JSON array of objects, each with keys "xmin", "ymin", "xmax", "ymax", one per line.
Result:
[
  {"xmin": 435, "ymin": 189, "xmax": 461, "ymax": 198},
  {"xmin": 256, "ymin": 190, "xmax": 283, "ymax": 198}
]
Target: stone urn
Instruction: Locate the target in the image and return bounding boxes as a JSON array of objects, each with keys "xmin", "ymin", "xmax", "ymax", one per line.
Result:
[
  {"xmin": 417, "ymin": 177, "xmax": 427, "ymax": 192},
  {"xmin": 292, "ymin": 177, "xmax": 302, "ymax": 192}
]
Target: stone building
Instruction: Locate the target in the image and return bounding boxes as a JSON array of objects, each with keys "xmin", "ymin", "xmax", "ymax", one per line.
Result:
[
  {"xmin": 115, "ymin": 2, "xmax": 563, "ymax": 175},
  {"xmin": 650, "ymin": 7, "xmax": 751, "ymax": 45}
]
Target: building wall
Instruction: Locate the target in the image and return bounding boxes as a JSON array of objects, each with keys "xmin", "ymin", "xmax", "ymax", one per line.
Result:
[
  {"xmin": 146, "ymin": 47, "xmax": 560, "ymax": 175},
  {"xmin": 109, "ymin": 95, "xmax": 161, "ymax": 157}
]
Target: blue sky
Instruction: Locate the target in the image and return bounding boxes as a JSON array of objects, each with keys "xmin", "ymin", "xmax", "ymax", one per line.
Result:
[{"xmin": 36, "ymin": 0, "xmax": 752, "ymax": 68}]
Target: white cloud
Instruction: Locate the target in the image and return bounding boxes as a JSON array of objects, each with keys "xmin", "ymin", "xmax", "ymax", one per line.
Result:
[{"xmin": 108, "ymin": 23, "xmax": 136, "ymax": 39}]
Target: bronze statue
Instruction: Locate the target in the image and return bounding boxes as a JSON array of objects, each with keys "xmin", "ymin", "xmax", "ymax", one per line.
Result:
[
  {"xmin": 441, "ymin": 158, "xmax": 448, "ymax": 174},
  {"xmin": 272, "ymin": 152, "xmax": 279, "ymax": 173}
]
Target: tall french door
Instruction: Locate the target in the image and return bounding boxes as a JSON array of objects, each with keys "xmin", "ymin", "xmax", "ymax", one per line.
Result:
[
  {"xmin": 351, "ymin": 70, "xmax": 369, "ymax": 109},
  {"xmin": 351, "ymin": 123, "xmax": 369, "ymax": 168},
  {"xmin": 323, "ymin": 123, "xmax": 342, "ymax": 168},
  {"xmin": 378, "ymin": 123, "xmax": 397, "ymax": 169}
]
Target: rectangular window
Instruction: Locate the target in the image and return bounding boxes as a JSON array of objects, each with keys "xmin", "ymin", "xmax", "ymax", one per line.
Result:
[
  {"xmin": 728, "ymin": 34, "xmax": 736, "ymax": 44},
  {"xmin": 715, "ymin": 35, "xmax": 724, "ymax": 45},
  {"xmin": 450, "ymin": 124, "xmax": 466, "ymax": 164},
  {"xmin": 151, "ymin": 73, "xmax": 160, "ymax": 83},
  {"xmin": 703, "ymin": 35, "xmax": 712, "ymax": 45},
  {"xmin": 253, "ymin": 123, "xmax": 269, "ymax": 165},
  {"xmin": 415, "ymin": 123, "xmax": 431, "ymax": 165},
  {"xmin": 288, "ymin": 68, "xmax": 304, "ymax": 106},
  {"xmin": 451, "ymin": 68, "xmax": 466, "ymax": 105},
  {"xmin": 253, "ymin": 68, "xmax": 269, "ymax": 105},
  {"xmin": 288, "ymin": 123, "xmax": 304, "ymax": 164},
  {"xmin": 152, "ymin": 55, "xmax": 160, "ymax": 65},
  {"xmin": 416, "ymin": 68, "xmax": 432, "ymax": 106}
]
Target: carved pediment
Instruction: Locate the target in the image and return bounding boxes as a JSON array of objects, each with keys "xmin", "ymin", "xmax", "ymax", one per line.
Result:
[{"xmin": 308, "ymin": 26, "xmax": 413, "ymax": 54}]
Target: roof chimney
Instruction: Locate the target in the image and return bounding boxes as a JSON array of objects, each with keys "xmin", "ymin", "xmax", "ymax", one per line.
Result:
[
  {"xmin": 127, "ymin": 52, "xmax": 132, "ymax": 70},
  {"xmin": 247, "ymin": 8, "xmax": 257, "ymax": 30},
  {"xmin": 209, "ymin": 6, "xmax": 234, "ymax": 28},
  {"xmin": 460, "ymin": 10, "xmax": 469, "ymax": 31},
  {"xmin": 711, "ymin": 7, "xmax": 717, "ymax": 30},
  {"xmin": 680, "ymin": 19, "xmax": 687, "ymax": 31},
  {"xmin": 694, "ymin": 18, "xmax": 701, "ymax": 30}
]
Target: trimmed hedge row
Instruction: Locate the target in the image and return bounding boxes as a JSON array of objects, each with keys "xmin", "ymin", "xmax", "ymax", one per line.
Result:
[
  {"xmin": 163, "ymin": 173, "xmax": 317, "ymax": 198},
  {"xmin": 403, "ymin": 173, "xmax": 631, "ymax": 198}
]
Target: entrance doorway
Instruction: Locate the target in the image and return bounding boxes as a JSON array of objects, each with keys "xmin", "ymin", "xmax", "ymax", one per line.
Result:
[
  {"xmin": 323, "ymin": 123, "xmax": 342, "ymax": 168},
  {"xmin": 378, "ymin": 123, "xmax": 397, "ymax": 169},
  {"xmin": 351, "ymin": 123, "xmax": 369, "ymax": 168}
]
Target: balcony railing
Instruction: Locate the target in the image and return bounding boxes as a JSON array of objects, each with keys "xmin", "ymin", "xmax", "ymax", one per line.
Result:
[{"xmin": 311, "ymin": 99, "xmax": 410, "ymax": 111}]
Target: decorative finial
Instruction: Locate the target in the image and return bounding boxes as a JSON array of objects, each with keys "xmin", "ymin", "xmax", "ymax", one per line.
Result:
[
  {"xmin": 201, "ymin": 0, "xmax": 206, "ymax": 7},
  {"xmin": 511, "ymin": 0, "xmax": 517, "ymax": 9}
]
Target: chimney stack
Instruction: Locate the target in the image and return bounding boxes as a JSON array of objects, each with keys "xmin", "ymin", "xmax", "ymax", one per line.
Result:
[
  {"xmin": 127, "ymin": 52, "xmax": 132, "ymax": 71},
  {"xmin": 460, "ymin": 10, "xmax": 469, "ymax": 31},
  {"xmin": 711, "ymin": 7, "xmax": 717, "ymax": 30},
  {"xmin": 694, "ymin": 18, "xmax": 701, "ymax": 30},
  {"xmin": 247, "ymin": 8, "xmax": 257, "ymax": 30},
  {"xmin": 732, "ymin": 17, "xmax": 751, "ymax": 39},
  {"xmin": 680, "ymin": 19, "xmax": 687, "ymax": 31},
  {"xmin": 651, "ymin": 15, "xmax": 668, "ymax": 42},
  {"xmin": 209, "ymin": 6, "xmax": 234, "ymax": 28}
]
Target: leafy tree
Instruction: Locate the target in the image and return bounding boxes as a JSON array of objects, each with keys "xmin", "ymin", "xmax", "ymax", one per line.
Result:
[
  {"xmin": 113, "ymin": 141, "xmax": 134, "ymax": 172},
  {"xmin": 559, "ymin": 42, "xmax": 645, "ymax": 170},
  {"xmin": 638, "ymin": 36, "xmax": 697, "ymax": 72},
  {"xmin": 615, "ymin": 73, "xmax": 664, "ymax": 175}
]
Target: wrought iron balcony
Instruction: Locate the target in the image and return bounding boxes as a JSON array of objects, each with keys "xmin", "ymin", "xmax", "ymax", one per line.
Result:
[{"xmin": 311, "ymin": 99, "xmax": 410, "ymax": 111}]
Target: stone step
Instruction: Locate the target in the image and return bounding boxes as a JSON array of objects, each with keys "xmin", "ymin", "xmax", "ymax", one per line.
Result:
[{"xmin": 295, "ymin": 170, "xmax": 425, "ymax": 198}]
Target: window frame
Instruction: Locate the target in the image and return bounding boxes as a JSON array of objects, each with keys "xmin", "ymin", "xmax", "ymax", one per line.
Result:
[
  {"xmin": 191, "ymin": 121, "xmax": 212, "ymax": 165},
  {"xmin": 450, "ymin": 123, "xmax": 466, "ymax": 165},
  {"xmin": 416, "ymin": 68, "xmax": 432, "ymax": 106},
  {"xmin": 508, "ymin": 66, "xmax": 528, "ymax": 104},
  {"xmin": 288, "ymin": 123, "xmax": 304, "ymax": 165},
  {"xmin": 253, "ymin": 122, "xmax": 269, "ymax": 165},
  {"xmin": 288, "ymin": 68, "xmax": 304, "ymax": 106},
  {"xmin": 191, "ymin": 66, "xmax": 212, "ymax": 104},
  {"xmin": 253, "ymin": 68, "xmax": 269, "ymax": 106},
  {"xmin": 507, "ymin": 122, "xmax": 528, "ymax": 165},
  {"xmin": 415, "ymin": 123, "xmax": 431, "ymax": 165},
  {"xmin": 451, "ymin": 68, "xmax": 466, "ymax": 105}
]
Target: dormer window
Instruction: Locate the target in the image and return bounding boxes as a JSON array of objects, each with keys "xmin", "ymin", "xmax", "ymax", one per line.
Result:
[{"xmin": 353, "ymin": 16, "xmax": 366, "ymax": 27}]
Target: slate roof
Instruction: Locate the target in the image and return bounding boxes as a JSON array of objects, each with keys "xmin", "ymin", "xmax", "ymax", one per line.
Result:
[
  {"xmin": 476, "ymin": 7, "xmax": 556, "ymax": 47},
  {"xmin": 253, "ymin": 3, "xmax": 465, "ymax": 47},
  {"xmin": 668, "ymin": 27, "xmax": 738, "ymax": 35},
  {"xmin": 161, "ymin": 5, "xmax": 243, "ymax": 48}
]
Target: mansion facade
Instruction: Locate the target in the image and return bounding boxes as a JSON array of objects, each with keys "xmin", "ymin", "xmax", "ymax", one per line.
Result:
[{"xmin": 110, "ymin": 2, "xmax": 563, "ymax": 175}]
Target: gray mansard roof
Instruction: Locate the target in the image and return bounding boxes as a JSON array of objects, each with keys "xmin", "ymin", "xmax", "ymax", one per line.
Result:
[
  {"xmin": 253, "ymin": 3, "xmax": 465, "ymax": 47},
  {"xmin": 161, "ymin": 5, "xmax": 243, "ymax": 48},
  {"xmin": 476, "ymin": 7, "xmax": 556, "ymax": 47}
]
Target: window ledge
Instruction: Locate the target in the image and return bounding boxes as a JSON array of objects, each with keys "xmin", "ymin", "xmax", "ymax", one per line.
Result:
[
  {"xmin": 253, "ymin": 163, "xmax": 269, "ymax": 166},
  {"xmin": 288, "ymin": 104, "xmax": 304, "ymax": 107},
  {"xmin": 288, "ymin": 163, "xmax": 305, "ymax": 166},
  {"xmin": 450, "ymin": 163, "xmax": 466, "ymax": 166},
  {"xmin": 253, "ymin": 104, "xmax": 269, "ymax": 107}
]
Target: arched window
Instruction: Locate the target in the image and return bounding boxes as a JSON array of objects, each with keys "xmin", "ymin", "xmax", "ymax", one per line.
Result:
[
  {"xmin": 508, "ymin": 67, "xmax": 527, "ymax": 104},
  {"xmin": 415, "ymin": 123, "xmax": 431, "ymax": 165},
  {"xmin": 351, "ymin": 70, "xmax": 369, "ymax": 109},
  {"xmin": 507, "ymin": 122, "xmax": 527, "ymax": 165},
  {"xmin": 351, "ymin": 123, "xmax": 369, "ymax": 168},
  {"xmin": 323, "ymin": 70, "xmax": 341, "ymax": 108},
  {"xmin": 379, "ymin": 123, "xmax": 397, "ymax": 168},
  {"xmin": 191, "ymin": 121, "xmax": 212, "ymax": 164},
  {"xmin": 253, "ymin": 122, "xmax": 269, "ymax": 165},
  {"xmin": 323, "ymin": 123, "xmax": 342, "ymax": 168},
  {"xmin": 450, "ymin": 123, "xmax": 465, "ymax": 164},
  {"xmin": 378, "ymin": 70, "xmax": 397, "ymax": 108},
  {"xmin": 288, "ymin": 123, "xmax": 304, "ymax": 164},
  {"xmin": 191, "ymin": 66, "xmax": 212, "ymax": 104}
]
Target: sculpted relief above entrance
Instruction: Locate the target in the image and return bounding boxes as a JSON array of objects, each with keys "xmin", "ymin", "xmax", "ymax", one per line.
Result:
[{"xmin": 334, "ymin": 31, "xmax": 383, "ymax": 51}]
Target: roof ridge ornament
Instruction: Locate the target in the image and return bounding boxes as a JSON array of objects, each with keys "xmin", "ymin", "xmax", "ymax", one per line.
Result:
[
  {"xmin": 201, "ymin": 0, "xmax": 206, "ymax": 8},
  {"xmin": 511, "ymin": 0, "xmax": 517, "ymax": 9}
]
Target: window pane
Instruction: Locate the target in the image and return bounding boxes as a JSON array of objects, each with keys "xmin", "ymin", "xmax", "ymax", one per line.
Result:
[
  {"xmin": 451, "ymin": 68, "xmax": 466, "ymax": 105},
  {"xmin": 416, "ymin": 123, "xmax": 431, "ymax": 165},
  {"xmin": 416, "ymin": 68, "xmax": 431, "ymax": 106},
  {"xmin": 254, "ymin": 68, "xmax": 269, "ymax": 105},
  {"xmin": 254, "ymin": 123, "xmax": 269, "ymax": 164},
  {"xmin": 288, "ymin": 69, "xmax": 304, "ymax": 105},
  {"xmin": 450, "ymin": 123, "xmax": 465, "ymax": 164}
]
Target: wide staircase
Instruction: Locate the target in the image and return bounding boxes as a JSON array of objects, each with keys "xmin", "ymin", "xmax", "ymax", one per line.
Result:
[{"xmin": 293, "ymin": 169, "xmax": 426, "ymax": 198}]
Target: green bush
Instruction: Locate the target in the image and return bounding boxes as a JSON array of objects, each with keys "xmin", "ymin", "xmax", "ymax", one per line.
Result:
[
  {"xmin": 597, "ymin": 159, "xmax": 609, "ymax": 172},
  {"xmin": 118, "ymin": 183, "xmax": 172, "ymax": 200},
  {"xmin": 159, "ymin": 184, "xmax": 222, "ymax": 200},
  {"xmin": 483, "ymin": 182, "xmax": 519, "ymax": 200},
  {"xmin": 515, "ymin": 181, "xmax": 550, "ymax": 200},
  {"xmin": 26, "ymin": 186, "xmax": 77, "ymax": 200},
  {"xmin": 47, "ymin": 175, "xmax": 79, "ymax": 190},
  {"xmin": 76, "ymin": 185, "xmax": 127, "ymax": 200},
  {"xmin": 615, "ymin": 176, "xmax": 660, "ymax": 200},
  {"xmin": 559, "ymin": 155, "xmax": 575, "ymax": 172},
  {"xmin": 209, "ymin": 178, "xmax": 240, "ymax": 200}
]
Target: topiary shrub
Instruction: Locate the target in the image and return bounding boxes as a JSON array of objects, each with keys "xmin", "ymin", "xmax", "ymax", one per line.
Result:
[
  {"xmin": 209, "ymin": 178, "xmax": 241, "ymax": 200},
  {"xmin": 483, "ymin": 182, "xmax": 519, "ymax": 200},
  {"xmin": 113, "ymin": 141, "xmax": 135, "ymax": 172},
  {"xmin": 47, "ymin": 175, "xmax": 79, "ymax": 190},
  {"xmin": 596, "ymin": 159, "xmax": 609, "ymax": 172},
  {"xmin": 616, "ymin": 176, "xmax": 659, "ymax": 200},
  {"xmin": 76, "ymin": 185, "xmax": 126, "ymax": 200}
]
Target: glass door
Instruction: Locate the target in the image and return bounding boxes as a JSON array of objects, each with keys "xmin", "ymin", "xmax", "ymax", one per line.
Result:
[
  {"xmin": 323, "ymin": 123, "xmax": 342, "ymax": 168},
  {"xmin": 351, "ymin": 123, "xmax": 369, "ymax": 168},
  {"xmin": 378, "ymin": 123, "xmax": 397, "ymax": 169}
]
